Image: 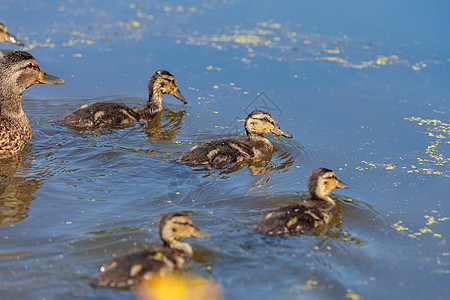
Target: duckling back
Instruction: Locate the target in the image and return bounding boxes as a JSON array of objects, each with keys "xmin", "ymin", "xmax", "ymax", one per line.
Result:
[
  {"xmin": 256, "ymin": 200, "xmax": 335, "ymax": 235},
  {"xmin": 91, "ymin": 245, "xmax": 189, "ymax": 288},
  {"xmin": 57, "ymin": 102, "xmax": 140, "ymax": 127},
  {"xmin": 180, "ymin": 138, "xmax": 272, "ymax": 168}
]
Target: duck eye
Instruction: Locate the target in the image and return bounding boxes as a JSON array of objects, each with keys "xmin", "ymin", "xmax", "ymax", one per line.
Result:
[{"xmin": 27, "ymin": 63, "xmax": 34, "ymax": 69}]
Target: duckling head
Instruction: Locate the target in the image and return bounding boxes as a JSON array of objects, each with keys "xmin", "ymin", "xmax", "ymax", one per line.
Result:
[
  {"xmin": 308, "ymin": 168, "xmax": 349, "ymax": 200},
  {"xmin": 245, "ymin": 110, "xmax": 292, "ymax": 138},
  {"xmin": 0, "ymin": 23, "xmax": 24, "ymax": 46},
  {"xmin": 148, "ymin": 70, "xmax": 187, "ymax": 104},
  {"xmin": 159, "ymin": 212, "xmax": 211, "ymax": 248},
  {"xmin": 0, "ymin": 51, "xmax": 65, "ymax": 96}
]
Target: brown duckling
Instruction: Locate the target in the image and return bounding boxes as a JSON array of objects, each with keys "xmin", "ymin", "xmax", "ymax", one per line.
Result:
[
  {"xmin": 91, "ymin": 212, "xmax": 211, "ymax": 289},
  {"xmin": 0, "ymin": 23, "xmax": 24, "ymax": 46},
  {"xmin": 256, "ymin": 168, "xmax": 349, "ymax": 235},
  {"xmin": 57, "ymin": 70, "xmax": 187, "ymax": 127},
  {"xmin": 0, "ymin": 51, "xmax": 65, "ymax": 159},
  {"xmin": 180, "ymin": 110, "xmax": 293, "ymax": 168}
]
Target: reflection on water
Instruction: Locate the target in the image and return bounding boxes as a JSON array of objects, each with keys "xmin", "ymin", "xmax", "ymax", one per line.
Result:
[
  {"xmin": 0, "ymin": 149, "xmax": 44, "ymax": 226},
  {"xmin": 142, "ymin": 109, "xmax": 187, "ymax": 141},
  {"xmin": 62, "ymin": 108, "xmax": 185, "ymax": 141},
  {"xmin": 258, "ymin": 193, "xmax": 385, "ymax": 246},
  {"xmin": 167, "ymin": 145, "xmax": 298, "ymax": 207},
  {"xmin": 247, "ymin": 150, "xmax": 294, "ymax": 191},
  {"xmin": 312, "ymin": 196, "xmax": 384, "ymax": 246}
]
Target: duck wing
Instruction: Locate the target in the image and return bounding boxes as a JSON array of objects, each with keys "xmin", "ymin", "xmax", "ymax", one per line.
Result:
[
  {"xmin": 91, "ymin": 246, "xmax": 186, "ymax": 288},
  {"xmin": 257, "ymin": 202, "xmax": 334, "ymax": 235}
]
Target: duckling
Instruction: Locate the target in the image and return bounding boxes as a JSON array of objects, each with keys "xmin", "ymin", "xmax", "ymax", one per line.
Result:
[
  {"xmin": 91, "ymin": 212, "xmax": 211, "ymax": 289},
  {"xmin": 0, "ymin": 23, "xmax": 24, "ymax": 46},
  {"xmin": 180, "ymin": 110, "xmax": 293, "ymax": 168},
  {"xmin": 256, "ymin": 168, "xmax": 349, "ymax": 235},
  {"xmin": 57, "ymin": 70, "xmax": 187, "ymax": 127},
  {"xmin": 0, "ymin": 51, "xmax": 65, "ymax": 159}
]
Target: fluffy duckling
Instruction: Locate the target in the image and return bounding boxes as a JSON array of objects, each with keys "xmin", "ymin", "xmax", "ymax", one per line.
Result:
[
  {"xmin": 57, "ymin": 70, "xmax": 187, "ymax": 127},
  {"xmin": 0, "ymin": 51, "xmax": 65, "ymax": 159},
  {"xmin": 256, "ymin": 168, "xmax": 349, "ymax": 235},
  {"xmin": 0, "ymin": 23, "xmax": 24, "ymax": 46},
  {"xmin": 180, "ymin": 110, "xmax": 292, "ymax": 168},
  {"xmin": 91, "ymin": 212, "xmax": 211, "ymax": 289}
]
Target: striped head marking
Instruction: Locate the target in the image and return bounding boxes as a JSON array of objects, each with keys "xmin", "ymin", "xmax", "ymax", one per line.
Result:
[
  {"xmin": 245, "ymin": 110, "xmax": 292, "ymax": 138},
  {"xmin": 308, "ymin": 168, "xmax": 349, "ymax": 199},
  {"xmin": 151, "ymin": 70, "xmax": 187, "ymax": 104},
  {"xmin": 158, "ymin": 212, "xmax": 211, "ymax": 245}
]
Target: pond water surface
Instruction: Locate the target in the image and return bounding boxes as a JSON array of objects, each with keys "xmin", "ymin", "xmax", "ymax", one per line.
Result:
[{"xmin": 1, "ymin": 1, "xmax": 449, "ymax": 299}]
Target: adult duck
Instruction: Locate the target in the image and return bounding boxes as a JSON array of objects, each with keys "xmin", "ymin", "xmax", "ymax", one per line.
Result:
[{"xmin": 0, "ymin": 51, "xmax": 65, "ymax": 158}]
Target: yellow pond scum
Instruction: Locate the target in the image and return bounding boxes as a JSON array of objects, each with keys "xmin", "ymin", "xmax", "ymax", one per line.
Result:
[
  {"xmin": 181, "ymin": 19, "xmax": 436, "ymax": 72},
  {"xmin": 345, "ymin": 289, "xmax": 362, "ymax": 300},
  {"xmin": 393, "ymin": 212, "xmax": 448, "ymax": 239},
  {"xmin": 405, "ymin": 117, "xmax": 449, "ymax": 174},
  {"xmin": 22, "ymin": 38, "xmax": 55, "ymax": 51},
  {"xmin": 136, "ymin": 273, "xmax": 223, "ymax": 300},
  {"xmin": 356, "ymin": 116, "xmax": 448, "ymax": 176},
  {"xmin": 324, "ymin": 47, "xmax": 340, "ymax": 54}
]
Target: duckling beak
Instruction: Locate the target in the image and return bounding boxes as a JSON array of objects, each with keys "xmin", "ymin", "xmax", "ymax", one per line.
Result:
[
  {"xmin": 336, "ymin": 179, "xmax": 349, "ymax": 189},
  {"xmin": 270, "ymin": 124, "xmax": 293, "ymax": 139},
  {"xmin": 4, "ymin": 32, "xmax": 24, "ymax": 46},
  {"xmin": 173, "ymin": 89, "xmax": 188, "ymax": 104},
  {"xmin": 191, "ymin": 227, "xmax": 212, "ymax": 239},
  {"xmin": 37, "ymin": 71, "xmax": 65, "ymax": 85}
]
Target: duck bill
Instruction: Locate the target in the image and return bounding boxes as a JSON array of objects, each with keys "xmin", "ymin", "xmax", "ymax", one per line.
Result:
[
  {"xmin": 191, "ymin": 227, "xmax": 211, "ymax": 239},
  {"xmin": 173, "ymin": 89, "xmax": 188, "ymax": 104},
  {"xmin": 336, "ymin": 179, "xmax": 349, "ymax": 189},
  {"xmin": 270, "ymin": 124, "xmax": 293, "ymax": 138},
  {"xmin": 5, "ymin": 33, "xmax": 24, "ymax": 46},
  {"xmin": 37, "ymin": 71, "xmax": 65, "ymax": 85}
]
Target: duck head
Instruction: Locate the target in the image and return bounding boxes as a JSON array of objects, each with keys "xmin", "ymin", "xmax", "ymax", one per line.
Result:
[
  {"xmin": 159, "ymin": 212, "xmax": 211, "ymax": 247},
  {"xmin": 308, "ymin": 168, "xmax": 349, "ymax": 200},
  {"xmin": 148, "ymin": 70, "xmax": 187, "ymax": 104},
  {"xmin": 0, "ymin": 51, "xmax": 65, "ymax": 94},
  {"xmin": 245, "ymin": 110, "xmax": 292, "ymax": 138}
]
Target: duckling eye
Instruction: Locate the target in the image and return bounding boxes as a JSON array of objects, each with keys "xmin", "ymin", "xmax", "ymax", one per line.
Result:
[{"xmin": 262, "ymin": 117, "xmax": 270, "ymax": 122}]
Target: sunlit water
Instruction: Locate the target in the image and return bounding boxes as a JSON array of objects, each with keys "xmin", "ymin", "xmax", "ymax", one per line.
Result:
[{"xmin": 1, "ymin": 1, "xmax": 449, "ymax": 299}]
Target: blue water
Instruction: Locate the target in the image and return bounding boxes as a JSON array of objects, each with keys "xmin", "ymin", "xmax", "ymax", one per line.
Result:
[{"xmin": 1, "ymin": 1, "xmax": 449, "ymax": 299}]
